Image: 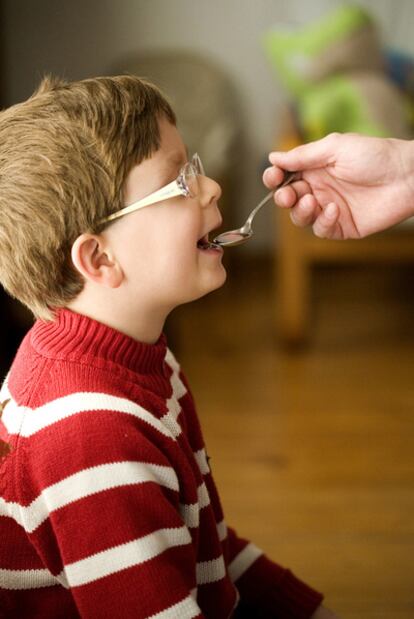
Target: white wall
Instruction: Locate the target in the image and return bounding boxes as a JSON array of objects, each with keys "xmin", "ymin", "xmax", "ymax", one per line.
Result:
[{"xmin": 3, "ymin": 0, "xmax": 414, "ymax": 250}]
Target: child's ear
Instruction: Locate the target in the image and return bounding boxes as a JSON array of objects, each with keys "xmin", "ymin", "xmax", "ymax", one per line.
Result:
[{"xmin": 71, "ymin": 233, "xmax": 124, "ymax": 288}]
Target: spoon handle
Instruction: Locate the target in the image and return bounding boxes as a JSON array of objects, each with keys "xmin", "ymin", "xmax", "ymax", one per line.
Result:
[
  {"xmin": 243, "ymin": 192, "xmax": 274, "ymax": 229},
  {"xmin": 243, "ymin": 171, "xmax": 298, "ymax": 229}
]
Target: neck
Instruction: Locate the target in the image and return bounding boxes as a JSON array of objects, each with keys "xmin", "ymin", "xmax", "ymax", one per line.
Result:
[{"xmin": 67, "ymin": 294, "xmax": 168, "ymax": 344}]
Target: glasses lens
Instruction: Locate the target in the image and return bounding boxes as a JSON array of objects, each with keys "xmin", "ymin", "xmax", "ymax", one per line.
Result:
[
  {"xmin": 192, "ymin": 153, "xmax": 205, "ymax": 175},
  {"xmin": 183, "ymin": 153, "xmax": 204, "ymax": 198}
]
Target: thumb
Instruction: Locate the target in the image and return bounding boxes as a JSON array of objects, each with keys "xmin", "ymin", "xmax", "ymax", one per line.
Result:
[{"xmin": 269, "ymin": 133, "xmax": 338, "ymax": 171}]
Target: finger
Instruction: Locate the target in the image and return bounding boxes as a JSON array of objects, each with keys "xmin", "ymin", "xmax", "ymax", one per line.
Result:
[
  {"xmin": 263, "ymin": 166, "xmax": 285, "ymax": 189},
  {"xmin": 269, "ymin": 133, "xmax": 338, "ymax": 171},
  {"xmin": 312, "ymin": 203, "xmax": 340, "ymax": 239},
  {"xmin": 274, "ymin": 180, "xmax": 313, "ymax": 208},
  {"xmin": 290, "ymin": 194, "xmax": 320, "ymax": 227}
]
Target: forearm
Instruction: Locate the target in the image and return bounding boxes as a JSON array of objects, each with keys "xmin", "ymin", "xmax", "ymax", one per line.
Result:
[{"xmin": 226, "ymin": 527, "xmax": 323, "ymax": 618}]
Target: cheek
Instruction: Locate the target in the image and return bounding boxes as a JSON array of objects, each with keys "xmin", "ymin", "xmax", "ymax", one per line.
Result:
[
  {"xmin": 113, "ymin": 209, "xmax": 201, "ymax": 295},
  {"xmin": 130, "ymin": 220, "xmax": 197, "ymax": 281},
  {"xmin": 152, "ymin": 212, "xmax": 199, "ymax": 263},
  {"xmin": 112, "ymin": 219, "xmax": 158, "ymax": 281}
]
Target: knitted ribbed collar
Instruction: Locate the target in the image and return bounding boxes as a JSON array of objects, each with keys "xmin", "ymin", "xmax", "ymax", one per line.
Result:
[{"xmin": 30, "ymin": 309, "xmax": 168, "ymax": 375}]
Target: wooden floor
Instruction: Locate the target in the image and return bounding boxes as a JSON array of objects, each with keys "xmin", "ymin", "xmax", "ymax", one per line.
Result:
[{"xmin": 174, "ymin": 257, "xmax": 414, "ymax": 619}]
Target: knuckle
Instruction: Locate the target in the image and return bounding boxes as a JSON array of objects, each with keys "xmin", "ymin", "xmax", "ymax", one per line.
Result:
[{"xmin": 326, "ymin": 131, "xmax": 341, "ymax": 143}]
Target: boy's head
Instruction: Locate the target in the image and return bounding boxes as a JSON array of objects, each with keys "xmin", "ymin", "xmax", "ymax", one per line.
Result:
[
  {"xmin": 0, "ymin": 75, "xmax": 225, "ymax": 324},
  {"xmin": 75, "ymin": 114, "xmax": 225, "ymax": 337}
]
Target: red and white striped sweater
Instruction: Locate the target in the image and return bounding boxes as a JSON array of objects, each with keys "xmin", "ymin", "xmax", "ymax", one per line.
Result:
[{"xmin": 0, "ymin": 309, "xmax": 323, "ymax": 618}]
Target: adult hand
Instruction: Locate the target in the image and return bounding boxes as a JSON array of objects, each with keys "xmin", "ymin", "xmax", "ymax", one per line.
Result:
[
  {"xmin": 263, "ymin": 132, "xmax": 414, "ymax": 239},
  {"xmin": 310, "ymin": 604, "xmax": 341, "ymax": 619}
]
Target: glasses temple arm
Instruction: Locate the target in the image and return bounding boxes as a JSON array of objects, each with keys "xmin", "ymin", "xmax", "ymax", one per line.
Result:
[{"xmin": 102, "ymin": 180, "xmax": 183, "ymax": 224}]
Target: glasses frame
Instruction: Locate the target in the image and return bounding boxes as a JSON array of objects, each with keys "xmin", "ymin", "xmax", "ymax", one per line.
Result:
[{"xmin": 101, "ymin": 153, "xmax": 204, "ymax": 224}]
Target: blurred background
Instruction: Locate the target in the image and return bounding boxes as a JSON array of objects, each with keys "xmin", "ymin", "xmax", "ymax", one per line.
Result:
[{"xmin": 1, "ymin": 1, "xmax": 414, "ymax": 616}]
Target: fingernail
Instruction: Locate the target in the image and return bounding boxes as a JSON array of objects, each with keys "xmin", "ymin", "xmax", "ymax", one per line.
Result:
[{"xmin": 325, "ymin": 203, "xmax": 336, "ymax": 219}]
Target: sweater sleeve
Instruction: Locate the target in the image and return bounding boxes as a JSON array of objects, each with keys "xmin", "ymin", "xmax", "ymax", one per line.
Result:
[
  {"xmin": 226, "ymin": 527, "xmax": 324, "ymax": 618},
  {"xmin": 19, "ymin": 407, "xmax": 205, "ymax": 619}
]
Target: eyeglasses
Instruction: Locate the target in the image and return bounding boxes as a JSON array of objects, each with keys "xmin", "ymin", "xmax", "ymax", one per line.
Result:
[{"xmin": 101, "ymin": 153, "xmax": 205, "ymax": 224}]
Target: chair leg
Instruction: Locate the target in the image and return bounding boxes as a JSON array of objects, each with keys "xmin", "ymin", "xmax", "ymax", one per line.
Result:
[{"xmin": 276, "ymin": 247, "xmax": 310, "ymax": 346}]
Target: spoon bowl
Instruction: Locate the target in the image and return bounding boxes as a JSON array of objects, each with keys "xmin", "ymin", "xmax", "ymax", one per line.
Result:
[{"xmin": 213, "ymin": 171, "xmax": 298, "ymax": 248}]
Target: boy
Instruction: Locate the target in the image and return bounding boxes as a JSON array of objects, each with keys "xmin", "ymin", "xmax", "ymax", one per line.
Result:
[{"xmin": 0, "ymin": 75, "xmax": 333, "ymax": 618}]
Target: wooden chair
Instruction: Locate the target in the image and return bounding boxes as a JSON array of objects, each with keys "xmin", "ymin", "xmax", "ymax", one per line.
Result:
[{"xmin": 276, "ymin": 209, "xmax": 414, "ymax": 345}]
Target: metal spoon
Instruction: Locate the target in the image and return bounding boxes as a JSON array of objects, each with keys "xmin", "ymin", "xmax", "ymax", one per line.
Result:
[{"xmin": 213, "ymin": 171, "xmax": 298, "ymax": 248}]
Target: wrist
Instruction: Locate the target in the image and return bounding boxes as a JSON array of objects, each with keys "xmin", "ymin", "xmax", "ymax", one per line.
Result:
[{"xmin": 394, "ymin": 138, "xmax": 414, "ymax": 219}]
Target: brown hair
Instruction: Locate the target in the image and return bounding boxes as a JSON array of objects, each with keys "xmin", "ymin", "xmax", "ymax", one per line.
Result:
[{"xmin": 0, "ymin": 75, "xmax": 176, "ymax": 319}]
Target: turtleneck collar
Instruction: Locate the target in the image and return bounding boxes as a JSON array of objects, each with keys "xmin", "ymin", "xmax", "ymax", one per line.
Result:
[{"xmin": 30, "ymin": 309, "xmax": 168, "ymax": 375}]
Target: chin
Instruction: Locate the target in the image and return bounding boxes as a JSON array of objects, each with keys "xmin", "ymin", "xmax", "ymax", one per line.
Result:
[
  {"xmin": 203, "ymin": 270, "xmax": 227, "ymax": 299},
  {"xmin": 179, "ymin": 270, "xmax": 228, "ymax": 306},
  {"xmin": 205, "ymin": 266, "xmax": 227, "ymax": 293},
  {"xmin": 168, "ymin": 262, "xmax": 227, "ymax": 306},
  {"xmin": 216, "ymin": 267, "xmax": 227, "ymax": 288}
]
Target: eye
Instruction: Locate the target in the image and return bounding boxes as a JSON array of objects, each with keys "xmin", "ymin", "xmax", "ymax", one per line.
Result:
[{"xmin": 166, "ymin": 162, "xmax": 183, "ymax": 184}]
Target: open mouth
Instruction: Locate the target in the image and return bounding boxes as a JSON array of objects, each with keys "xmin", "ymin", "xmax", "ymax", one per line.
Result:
[{"xmin": 197, "ymin": 231, "xmax": 220, "ymax": 250}]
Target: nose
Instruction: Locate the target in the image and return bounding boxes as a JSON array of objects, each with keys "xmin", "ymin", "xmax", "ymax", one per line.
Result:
[{"xmin": 199, "ymin": 175, "xmax": 222, "ymax": 207}]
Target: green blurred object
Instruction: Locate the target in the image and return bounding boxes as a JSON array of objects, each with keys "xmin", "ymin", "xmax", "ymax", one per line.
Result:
[
  {"xmin": 263, "ymin": 5, "xmax": 376, "ymax": 96},
  {"xmin": 299, "ymin": 74, "xmax": 387, "ymax": 141},
  {"xmin": 263, "ymin": 4, "xmax": 412, "ymax": 141}
]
